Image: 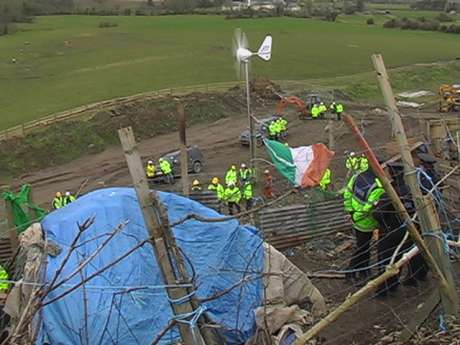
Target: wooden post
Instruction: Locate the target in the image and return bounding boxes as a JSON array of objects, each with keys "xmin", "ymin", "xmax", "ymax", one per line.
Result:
[
  {"xmin": 423, "ymin": 195, "xmax": 458, "ymax": 314},
  {"xmin": 0, "ymin": 186, "xmax": 19, "ymax": 253},
  {"xmin": 118, "ymin": 127, "xmax": 208, "ymax": 345},
  {"xmin": 177, "ymin": 103, "xmax": 189, "ymax": 196},
  {"xmin": 326, "ymin": 120, "xmax": 334, "ymax": 150},
  {"xmin": 371, "ymin": 54, "xmax": 458, "ymax": 316}
]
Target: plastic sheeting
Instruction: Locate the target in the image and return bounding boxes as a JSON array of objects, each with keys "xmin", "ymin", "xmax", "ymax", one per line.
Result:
[{"xmin": 37, "ymin": 188, "xmax": 264, "ymax": 345}]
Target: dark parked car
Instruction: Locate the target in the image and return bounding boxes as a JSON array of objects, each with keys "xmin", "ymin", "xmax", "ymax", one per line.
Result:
[
  {"xmin": 149, "ymin": 145, "xmax": 204, "ymax": 183},
  {"xmin": 239, "ymin": 115, "xmax": 287, "ymax": 147}
]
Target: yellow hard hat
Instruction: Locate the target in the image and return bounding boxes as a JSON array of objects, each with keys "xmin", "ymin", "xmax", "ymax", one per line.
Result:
[
  {"xmin": 56, "ymin": 192, "xmax": 62, "ymax": 197},
  {"xmin": 192, "ymin": 179, "xmax": 200, "ymax": 186},
  {"xmin": 212, "ymin": 177, "xmax": 219, "ymax": 184},
  {"xmin": 231, "ymin": 165, "xmax": 236, "ymax": 170}
]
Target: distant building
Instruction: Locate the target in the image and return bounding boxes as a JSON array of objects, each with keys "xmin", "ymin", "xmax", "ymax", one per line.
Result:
[{"xmin": 446, "ymin": 0, "xmax": 460, "ymax": 11}]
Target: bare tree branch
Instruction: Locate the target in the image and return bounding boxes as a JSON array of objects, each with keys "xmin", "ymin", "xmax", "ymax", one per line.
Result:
[
  {"xmin": 42, "ymin": 239, "xmax": 150, "ymax": 306},
  {"xmin": 49, "ymin": 221, "xmax": 128, "ymax": 293}
]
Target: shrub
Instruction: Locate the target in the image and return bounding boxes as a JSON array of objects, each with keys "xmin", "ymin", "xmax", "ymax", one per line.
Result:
[
  {"xmin": 383, "ymin": 18, "xmax": 397, "ymax": 28},
  {"xmin": 98, "ymin": 21, "xmax": 118, "ymax": 28},
  {"xmin": 446, "ymin": 24, "xmax": 457, "ymax": 33},
  {"xmin": 420, "ymin": 20, "xmax": 440, "ymax": 31},
  {"xmin": 366, "ymin": 17, "xmax": 374, "ymax": 25},
  {"xmin": 435, "ymin": 12, "xmax": 454, "ymax": 22}
]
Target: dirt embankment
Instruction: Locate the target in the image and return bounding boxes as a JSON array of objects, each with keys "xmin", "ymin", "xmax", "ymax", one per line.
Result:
[{"xmin": 0, "ymin": 80, "xmax": 279, "ymax": 178}]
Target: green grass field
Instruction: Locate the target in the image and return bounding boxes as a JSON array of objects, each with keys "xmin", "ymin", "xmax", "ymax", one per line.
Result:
[{"xmin": 1, "ymin": 14, "xmax": 460, "ymax": 129}]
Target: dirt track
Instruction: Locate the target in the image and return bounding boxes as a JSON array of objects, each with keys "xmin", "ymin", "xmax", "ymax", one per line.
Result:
[{"xmin": 13, "ymin": 103, "xmax": 403, "ymax": 208}]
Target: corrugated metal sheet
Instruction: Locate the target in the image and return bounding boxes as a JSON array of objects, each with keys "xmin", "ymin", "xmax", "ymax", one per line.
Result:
[
  {"xmin": 0, "ymin": 238, "xmax": 13, "ymax": 265},
  {"xmin": 259, "ymin": 198, "xmax": 350, "ymax": 249},
  {"xmin": 188, "ymin": 191, "xmax": 221, "ymax": 211},
  {"xmin": 0, "ymin": 204, "xmax": 14, "ymax": 265}
]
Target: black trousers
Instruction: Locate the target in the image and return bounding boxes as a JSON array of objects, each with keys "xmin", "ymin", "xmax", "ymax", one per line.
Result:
[
  {"xmin": 245, "ymin": 198, "xmax": 253, "ymax": 211},
  {"xmin": 228, "ymin": 202, "xmax": 241, "ymax": 215},
  {"xmin": 349, "ymin": 228, "xmax": 373, "ymax": 278}
]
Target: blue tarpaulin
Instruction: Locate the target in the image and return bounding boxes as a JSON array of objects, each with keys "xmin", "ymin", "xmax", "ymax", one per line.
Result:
[{"xmin": 37, "ymin": 188, "xmax": 264, "ymax": 345}]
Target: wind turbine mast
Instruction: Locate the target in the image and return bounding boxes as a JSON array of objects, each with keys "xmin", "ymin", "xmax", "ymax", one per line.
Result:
[{"xmin": 233, "ymin": 30, "xmax": 272, "ymax": 172}]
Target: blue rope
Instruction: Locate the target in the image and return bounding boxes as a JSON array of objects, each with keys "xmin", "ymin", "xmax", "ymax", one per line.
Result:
[
  {"xmin": 423, "ymin": 231, "xmax": 450, "ymax": 254},
  {"xmin": 173, "ymin": 305, "xmax": 207, "ymax": 328},
  {"xmin": 168, "ymin": 290, "xmax": 197, "ymax": 305},
  {"xmin": 439, "ymin": 313, "xmax": 447, "ymax": 332}
]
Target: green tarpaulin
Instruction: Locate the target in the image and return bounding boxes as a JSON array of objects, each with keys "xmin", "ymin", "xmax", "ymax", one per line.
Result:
[{"xmin": 2, "ymin": 184, "xmax": 47, "ymax": 234}]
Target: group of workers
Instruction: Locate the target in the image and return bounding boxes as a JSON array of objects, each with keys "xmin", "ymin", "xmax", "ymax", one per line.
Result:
[
  {"xmin": 192, "ymin": 165, "xmax": 277, "ymax": 215},
  {"xmin": 311, "ymin": 101, "xmax": 344, "ymax": 119},
  {"xmin": 268, "ymin": 116, "xmax": 288, "ymax": 140},
  {"xmin": 342, "ymin": 148, "xmax": 438, "ymax": 296},
  {"xmin": 146, "ymin": 158, "xmax": 174, "ymax": 184},
  {"xmin": 52, "ymin": 191, "xmax": 76, "ymax": 210},
  {"xmin": 191, "ymin": 163, "xmax": 256, "ymax": 215}
]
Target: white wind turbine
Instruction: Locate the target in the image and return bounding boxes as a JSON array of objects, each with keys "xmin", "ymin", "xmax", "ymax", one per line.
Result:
[{"xmin": 232, "ymin": 28, "xmax": 272, "ymax": 170}]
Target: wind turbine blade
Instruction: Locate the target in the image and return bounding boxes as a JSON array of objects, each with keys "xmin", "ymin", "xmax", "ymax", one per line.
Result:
[
  {"xmin": 242, "ymin": 31, "xmax": 249, "ymax": 49},
  {"xmin": 235, "ymin": 61, "xmax": 242, "ymax": 79},
  {"xmin": 257, "ymin": 35, "xmax": 272, "ymax": 61}
]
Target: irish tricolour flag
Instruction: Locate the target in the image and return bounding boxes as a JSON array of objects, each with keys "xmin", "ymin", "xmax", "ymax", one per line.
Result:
[{"xmin": 264, "ymin": 140, "xmax": 335, "ymax": 188}]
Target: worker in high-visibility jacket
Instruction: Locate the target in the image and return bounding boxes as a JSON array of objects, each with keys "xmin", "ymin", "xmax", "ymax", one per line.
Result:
[
  {"xmin": 239, "ymin": 163, "xmax": 253, "ymax": 186},
  {"xmin": 319, "ymin": 168, "xmax": 332, "ymax": 191},
  {"xmin": 52, "ymin": 192, "xmax": 64, "ymax": 210},
  {"xmin": 191, "ymin": 179, "xmax": 202, "ymax": 192},
  {"xmin": 159, "ymin": 158, "xmax": 174, "ymax": 184},
  {"xmin": 311, "ymin": 104, "xmax": 320, "ymax": 119},
  {"xmin": 279, "ymin": 117, "xmax": 288, "ymax": 131},
  {"xmin": 318, "ymin": 102, "xmax": 327, "ymax": 117},
  {"xmin": 343, "ymin": 167, "xmax": 385, "ymax": 281},
  {"xmin": 359, "ymin": 155, "xmax": 369, "ymax": 173},
  {"xmin": 208, "ymin": 177, "xmax": 225, "ymax": 213},
  {"xmin": 0, "ymin": 265, "xmax": 9, "ymax": 293},
  {"xmin": 146, "ymin": 160, "xmax": 156, "ymax": 178},
  {"xmin": 242, "ymin": 181, "xmax": 254, "ymax": 210},
  {"xmin": 336, "ymin": 102, "xmax": 344, "ymax": 120},
  {"xmin": 64, "ymin": 191, "xmax": 76, "ymax": 206},
  {"xmin": 330, "ymin": 102, "xmax": 344, "ymax": 120},
  {"xmin": 224, "ymin": 182, "xmax": 241, "ymax": 215},
  {"xmin": 225, "ymin": 165, "xmax": 238, "ymax": 185},
  {"xmin": 268, "ymin": 120, "xmax": 279, "ymax": 140},
  {"xmin": 345, "ymin": 152, "xmax": 360, "ymax": 174}
]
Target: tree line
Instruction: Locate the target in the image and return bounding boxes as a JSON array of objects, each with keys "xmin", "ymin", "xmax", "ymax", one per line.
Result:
[{"xmin": 0, "ymin": 0, "xmax": 77, "ymax": 35}]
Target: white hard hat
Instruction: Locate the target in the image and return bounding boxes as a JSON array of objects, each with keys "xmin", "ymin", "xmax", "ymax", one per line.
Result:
[
  {"xmin": 65, "ymin": 191, "xmax": 70, "ymax": 196},
  {"xmin": 241, "ymin": 163, "xmax": 246, "ymax": 168},
  {"xmin": 148, "ymin": 160, "xmax": 153, "ymax": 164}
]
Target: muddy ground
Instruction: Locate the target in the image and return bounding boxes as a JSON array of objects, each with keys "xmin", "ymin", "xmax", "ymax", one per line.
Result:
[{"xmin": 5, "ymin": 96, "xmax": 455, "ymax": 344}]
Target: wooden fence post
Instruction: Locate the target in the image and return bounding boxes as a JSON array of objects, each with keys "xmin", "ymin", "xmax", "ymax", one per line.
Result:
[
  {"xmin": 177, "ymin": 103, "xmax": 189, "ymax": 196},
  {"xmin": 118, "ymin": 127, "xmax": 215, "ymax": 345}
]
